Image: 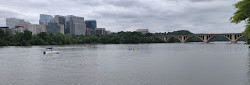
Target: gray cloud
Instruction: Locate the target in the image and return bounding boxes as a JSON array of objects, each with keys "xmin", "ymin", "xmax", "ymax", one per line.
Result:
[
  {"xmin": 0, "ymin": 0, "xmax": 244, "ymax": 33},
  {"xmin": 0, "ymin": 10, "xmax": 25, "ymax": 26}
]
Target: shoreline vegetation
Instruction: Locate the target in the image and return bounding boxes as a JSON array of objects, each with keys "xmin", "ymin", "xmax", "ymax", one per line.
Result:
[
  {"xmin": 0, "ymin": 29, "xmax": 165, "ymax": 46},
  {"xmin": 0, "ymin": 29, "xmax": 246, "ymax": 46}
]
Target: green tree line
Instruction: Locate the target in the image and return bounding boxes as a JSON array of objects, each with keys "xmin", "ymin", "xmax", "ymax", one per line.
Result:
[
  {"xmin": 155, "ymin": 30, "xmax": 202, "ymax": 43},
  {"xmin": 0, "ymin": 29, "xmax": 165, "ymax": 46}
]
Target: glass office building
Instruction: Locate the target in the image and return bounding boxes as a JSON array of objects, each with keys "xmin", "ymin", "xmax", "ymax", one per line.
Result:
[
  {"xmin": 39, "ymin": 14, "xmax": 53, "ymax": 25},
  {"xmin": 46, "ymin": 23, "xmax": 64, "ymax": 35},
  {"xmin": 85, "ymin": 20, "xmax": 97, "ymax": 30}
]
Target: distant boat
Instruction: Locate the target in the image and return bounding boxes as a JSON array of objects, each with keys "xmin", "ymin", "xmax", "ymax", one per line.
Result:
[
  {"xmin": 43, "ymin": 48, "xmax": 60, "ymax": 54},
  {"xmin": 129, "ymin": 48, "xmax": 136, "ymax": 51},
  {"xmin": 43, "ymin": 51, "xmax": 60, "ymax": 54}
]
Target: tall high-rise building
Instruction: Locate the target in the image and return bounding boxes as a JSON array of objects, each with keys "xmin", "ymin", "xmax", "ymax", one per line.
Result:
[
  {"xmin": 53, "ymin": 15, "xmax": 66, "ymax": 33},
  {"xmin": 46, "ymin": 22, "xmax": 64, "ymax": 35},
  {"xmin": 85, "ymin": 20, "xmax": 96, "ymax": 35},
  {"xmin": 39, "ymin": 14, "xmax": 53, "ymax": 25},
  {"xmin": 85, "ymin": 20, "xmax": 97, "ymax": 30},
  {"xmin": 65, "ymin": 15, "xmax": 86, "ymax": 35},
  {"xmin": 53, "ymin": 15, "xmax": 65, "ymax": 25},
  {"xmin": 6, "ymin": 18, "xmax": 25, "ymax": 29},
  {"xmin": 65, "ymin": 16, "xmax": 71, "ymax": 34}
]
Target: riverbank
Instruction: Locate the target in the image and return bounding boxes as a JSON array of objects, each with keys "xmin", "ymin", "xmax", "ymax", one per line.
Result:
[
  {"xmin": 0, "ymin": 30, "xmax": 165, "ymax": 46},
  {"xmin": 1, "ymin": 29, "xmax": 247, "ymax": 46}
]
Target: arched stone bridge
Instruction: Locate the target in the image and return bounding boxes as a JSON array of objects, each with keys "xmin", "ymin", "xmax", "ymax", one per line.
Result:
[{"xmin": 162, "ymin": 33, "xmax": 244, "ymax": 43}]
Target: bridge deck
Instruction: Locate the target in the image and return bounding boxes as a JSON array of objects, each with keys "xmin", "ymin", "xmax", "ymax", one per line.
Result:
[
  {"xmin": 165, "ymin": 33, "xmax": 242, "ymax": 36},
  {"xmin": 162, "ymin": 33, "xmax": 244, "ymax": 43}
]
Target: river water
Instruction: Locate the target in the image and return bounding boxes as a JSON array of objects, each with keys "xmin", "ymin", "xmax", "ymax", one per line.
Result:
[{"xmin": 0, "ymin": 42, "xmax": 249, "ymax": 85}]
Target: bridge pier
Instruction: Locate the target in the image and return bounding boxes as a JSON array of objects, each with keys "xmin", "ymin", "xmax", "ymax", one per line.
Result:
[
  {"xmin": 181, "ymin": 36, "xmax": 185, "ymax": 43},
  {"xmin": 203, "ymin": 40, "xmax": 209, "ymax": 43},
  {"xmin": 231, "ymin": 40, "xmax": 237, "ymax": 43},
  {"xmin": 230, "ymin": 34, "xmax": 237, "ymax": 43},
  {"xmin": 203, "ymin": 35, "xmax": 209, "ymax": 43}
]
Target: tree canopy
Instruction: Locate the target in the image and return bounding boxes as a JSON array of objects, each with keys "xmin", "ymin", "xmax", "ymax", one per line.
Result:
[
  {"xmin": 230, "ymin": 0, "xmax": 250, "ymax": 43},
  {"xmin": 0, "ymin": 29, "xmax": 165, "ymax": 46}
]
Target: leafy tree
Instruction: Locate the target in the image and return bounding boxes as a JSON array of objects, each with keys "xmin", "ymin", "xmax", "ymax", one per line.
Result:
[
  {"xmin": 230, "ymin": 0, "xmax": 250, "ymax": 43},
  {"xmin": 0, "ymin": 29, "xmax": 6, "ymax": 46},
  {"xmin": 166, "ymin": 30, "xmax": 194, "ymax": 42},
  {"xmin": 100, "ymin": 35, "xmax": 111, "ymax": 44},
  {"xmin": 0, "ymin": 29, "xmax": 5, "ymax": 38},
  {"xmin": 111, "ymin": 36, "xmax": 121, "ymax": 44},
  {"xmin": 31, "ymin": 36, "xmax": 47, "ymax": 45},
  {"xmin": 167, "ymin": 30, "xmax": 193, "ymax": 35},
  {"xmin": 23, "ymin": 30, "xmax": 32, "ymax": 41},
  {"xmin": 145, "ymin": 33, "xmax": 153, "ymax": 37},
  {"xmin": 38, "ymin": 32, "xmax": 48, "ymax": 41}
]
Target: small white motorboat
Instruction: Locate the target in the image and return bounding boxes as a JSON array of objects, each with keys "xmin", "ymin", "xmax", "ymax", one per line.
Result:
[
  {"xmin": 43, "ymin": 51, "xmax": 60, "ymax": 54},
  {"xmin": 43, "ymin": 48, "xmax": 60, "ymax": 54}
]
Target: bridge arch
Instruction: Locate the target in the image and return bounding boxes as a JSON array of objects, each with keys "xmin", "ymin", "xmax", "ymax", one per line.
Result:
[
  {"xmin": 184, "ymin": 36, "xmax": 204, "ymax": 43},
  {"xmin": 207, "ymin": 35, "xmax": 231, "ymax": 43},
  {"xmin": 163, "ymin": 33, "xmax": 244, "ymax": 43},
  {"xmin": 164, "ymin": 36, "xmax": 182, "ymax": 43},
  {"xmin": 235, "ymin": 34, "xmax": 245, "ymax": 41}
]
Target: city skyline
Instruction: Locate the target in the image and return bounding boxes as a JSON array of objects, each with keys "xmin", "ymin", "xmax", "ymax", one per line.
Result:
[
  {"xmin": 0, "ymin": 0, "xmax": 246, "ymax": 33},
  {"xmin": 2, "ymin": 14, "xmax": 111, "ymax": 35}
]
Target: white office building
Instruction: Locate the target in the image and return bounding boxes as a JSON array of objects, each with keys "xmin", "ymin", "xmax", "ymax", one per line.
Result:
[{"xmin": 6, "ymin": 18, "xmax": 25, "ymax": 29}]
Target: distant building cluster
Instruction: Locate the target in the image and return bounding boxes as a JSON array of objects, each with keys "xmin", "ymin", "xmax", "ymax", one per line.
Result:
[{"xmin": 0, "ymin": 14, "xmax": 111, "ymax": 35}]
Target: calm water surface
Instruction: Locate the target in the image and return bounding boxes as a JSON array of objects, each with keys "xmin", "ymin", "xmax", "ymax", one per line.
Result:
[{"xmin": 0, "ymin": 42, "xmax": 249, "ymax": 85}]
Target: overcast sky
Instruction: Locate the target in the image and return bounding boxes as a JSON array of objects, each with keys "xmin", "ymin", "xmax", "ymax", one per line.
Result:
[{"xmin": 0, "ymin": 0, "xmax": 246, "ymax": 33}]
